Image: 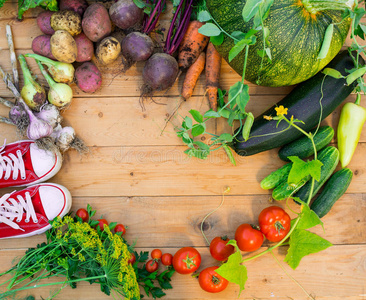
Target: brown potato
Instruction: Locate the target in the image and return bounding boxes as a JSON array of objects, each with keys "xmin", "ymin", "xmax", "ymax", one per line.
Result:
[
  {"xmin": 51, "ymin": 10, "xmax": 82, "ymax": 36},
  {"xmin": 96, "ymin": 36, "xmax": 121, "ymax": 65},
  {"xmin": 82, "ymin": 3, "xmax": 112, "ymax": 42},
  {"xmin": 51, "ymin": 30, "xmax": 77, "ymax": 63}
]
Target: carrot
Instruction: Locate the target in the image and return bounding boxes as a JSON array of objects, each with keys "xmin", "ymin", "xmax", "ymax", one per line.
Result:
[
  {"xmin": 205, "ymin": 42, "xmax": 221, "ymax": 111},
  {"xmin": 178, "ymin": 20, "xmax": 209, "ymax": 71},
  {"xmin": 181, "ymin": 52, "xmax": 206, "ymax": 100}
]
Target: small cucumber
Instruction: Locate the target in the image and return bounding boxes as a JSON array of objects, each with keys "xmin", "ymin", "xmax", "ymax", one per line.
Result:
[
  {"xmin": 311, "ymin": 168, "xmax": 353, "ymax": 218},
  {"xmin": 278, "ymin": 126, "xmax": 334, "ymax": 161},
  {"xmin": 260, "ymin": 163, "xmax": 292, "ymax": 190},
  {"xmin": 294, "ymin": 146, "xmax": 340, "ymax": 203},
  {"xmin": 272, "ymin": 176, "xmax": 310, "ymax": 201}
]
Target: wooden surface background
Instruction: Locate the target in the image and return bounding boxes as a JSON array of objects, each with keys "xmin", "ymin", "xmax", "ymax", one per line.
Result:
[{"xmin": 0, "ymin": 2, "xmax": 365, "ymax": 299}]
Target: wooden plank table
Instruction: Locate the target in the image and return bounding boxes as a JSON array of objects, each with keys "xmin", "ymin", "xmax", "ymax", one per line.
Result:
[{"xmin": 0, "ymin": 2, "xmax": 365, "ymax": 299}]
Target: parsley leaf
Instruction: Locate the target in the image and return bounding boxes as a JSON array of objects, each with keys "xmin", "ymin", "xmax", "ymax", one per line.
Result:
[
  {"xmin": 287, "ymin": 156, "xmax": 323, "ymax": 184},
  {"xmin": 284, "ymin": 229, "xmax": 332, "ymax": 269}
]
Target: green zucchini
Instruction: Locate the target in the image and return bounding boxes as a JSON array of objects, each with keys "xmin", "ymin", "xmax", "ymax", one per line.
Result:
[
  {"xmin": 272, "ymin": 177, "xmax": 309, "ymax": 201},
  {"xmin": 231, "ymin": 51, "xmax": 362, "ymax": 157},
  {"xmin": 295, "ymin": 146, "xmax": 339, "ymax": 203},
  {"xmin": 278, "ymin": 126, "xmax": 334, "ymax": 161},
  {"xmin": 260, "ymin": 163, "xmax": 292, "ymax": 190},
  {"xmin": 311, "ymin": 168, "xmax": 353, "ymax": 218}
]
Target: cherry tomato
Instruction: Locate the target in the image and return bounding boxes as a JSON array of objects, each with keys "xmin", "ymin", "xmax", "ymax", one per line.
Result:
[
  {"xmin": 235, "ymin": 223, "xmax": 264, "ymax": 252},
  {"xmin": 96, "ymin": 219, "xmax": 109, "ymax": 231},
  {"xmin": 258, "ymin": 206, "xmax": 291, "ymax": 242},
  {"xmin": 209, "ymin": 236, "xmax": 235, "ymax": 261},
  {"xmin": 145, "ymin": 259, "xmax": 159, "ymax": 273},
  {"xmin": 161, "ymin": 253, "xmax": 173, "ymax": 266},
  {"xmin": 128, "ymin": 253, "xmax": 136, "ymax": 265},
  {"xmin": 114, "ymin": 224, "xmax": 126, "ymax": 235},
  {"xmin": 199, "ymin": 266, "xmax": 229, "ymax": 293},
  {"xmin": 75, "ymin": 208, "xmax": 88, "ymax": 222},
  {"xmin": 151, "ymin": 249, "xmax": 162, "ymax": 260},
  {"xmin": 173, "ymin": 247, "xmax": 201, "ymax": 274}
]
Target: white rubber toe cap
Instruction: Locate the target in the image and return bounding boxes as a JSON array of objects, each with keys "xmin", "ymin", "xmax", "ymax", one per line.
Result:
[{"xmin": 38, "ymin": 184, "xmax": 72, "ymax": 220}]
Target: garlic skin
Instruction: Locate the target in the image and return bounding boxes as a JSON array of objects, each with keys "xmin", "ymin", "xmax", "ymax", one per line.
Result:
[
  {"xmin": 26, "ymin": 117, "xmax": 53, "ymax": 140},
  {"xmin": 51, "ymin": 125, "xmax": 75, "ymax": 152},
  {"xmin": 35, "ymin": 104, "xmax": 62, "ymax": 128},
  {"xmin": 56, "ymin": 126, "xmax": 75, "ymax": 152}
]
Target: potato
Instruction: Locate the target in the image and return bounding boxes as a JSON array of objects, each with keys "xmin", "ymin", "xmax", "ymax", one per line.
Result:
[
  {"xmin": 96, "ymin": 36, "xmax": 121, "ymax": 65},
  {"xmin": 75, "ymin": 62, "xmax": 102, "ymax": 93},
  {"xmin": 51, "ymin": 30, "xmax": 77, "ymax": 63},
  {"xmin": 74, "ymin": 33, "xmax": 94, "ymax": 62},
  {"xmin": 51, "ymin": 10, "xmax": 82, "ymax": 36},
  {"xmin": 37, "ymin": 11, "xmax": 55, "ymax": 35},
  {"xmin": 32, "ymin": 35, "xmax": 56, "ymax": 60},
  {"xmin": 82, "ymin": 3, "xmax": 112, "ymax": 42},
  {"xmin": 59, "ymin": 0, "xmax": 88, "ymax": 16}
]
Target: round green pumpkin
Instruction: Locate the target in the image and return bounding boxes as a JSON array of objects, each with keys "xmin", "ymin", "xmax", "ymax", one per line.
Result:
[{"xmin": 206, "ymin": 0, "xmax": 351, "ymax": 87}]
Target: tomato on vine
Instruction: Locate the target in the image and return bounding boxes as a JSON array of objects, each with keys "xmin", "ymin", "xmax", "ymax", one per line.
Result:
[
  {"xmin": 161, "ymin": 253, "xmax": 173, "ymax": 266},
  {"xmin": 209, "ymin": 236, "xmax": 235, "ymax": 261},
  {"xmin": 114, "ymin": 224, "xmax": 126, "ymax": 235},
  {"xmin": 75, "ymin": 208, "xmax": 88, "ymax": 222},
  {"xmin": 173, "ymin": 247, "xmax": 201, "ymax": 274},
  {"xmin": 151, "ymin": 249, "xmax": 162, "ymax": 260},
  {"xmin": 128, "ymin": 253, "xmax": 136, "ymax": 265},
  {"xmin": 199, "ymin": 266, "xmax": 229, "ymax": 293},
  {"xmin": 96, "ymin": 219, "xmax": 108, "ymax": 231},
  {"xmin": 258, "ymin": 206, "xmax": 291, "ymax": 242},
  {"xmin": 145, "ymin": 259, "xmax": 159, "ymax": 273},
  {"xmin": 235, "ymin": 223, "xmax": 264, "ymax": 252}
]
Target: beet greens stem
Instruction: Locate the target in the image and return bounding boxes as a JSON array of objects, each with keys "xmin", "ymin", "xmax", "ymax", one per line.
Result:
[
  {"xmin": 169, "ymin": 0, "xmax": 193, "ymax": 55},
  {"xmin": 165, "ymin": 0, "xmax": 186, "ymax": 53},
  {"xmin": 143, "ymin": 0, "xmax": 165, "ymax": 34}
]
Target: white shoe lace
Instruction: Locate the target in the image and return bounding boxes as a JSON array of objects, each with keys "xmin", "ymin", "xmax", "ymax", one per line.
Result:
[
  {"xmin": 0, "ymin": 191, "xmax": 38, "ymax": 231},
  {"xmin": 0, "ymin": 141, "xmax": 26, "ymax": 181}
]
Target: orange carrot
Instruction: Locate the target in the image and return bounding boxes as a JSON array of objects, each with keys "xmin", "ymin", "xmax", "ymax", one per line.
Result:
[
  {"xmin": 178, "ymin": 21, "xmax": 209, "ymax": 71},
  {"xmin": 205, "ymin": 42, "xmax": 221, "ymax": 111},
  {"xmin": 181, "ymin": 52, "xmax": 206, "ymax": 100}
]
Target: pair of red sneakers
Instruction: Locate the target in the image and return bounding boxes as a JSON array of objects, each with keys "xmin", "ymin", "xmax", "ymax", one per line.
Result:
[{"xmin": 0, "ymin": 140, "xmax": 72, "ymax": 239}]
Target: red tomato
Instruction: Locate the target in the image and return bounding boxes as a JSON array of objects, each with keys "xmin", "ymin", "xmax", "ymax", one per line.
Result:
[
  {"xmin": 145, "ymin": 259, "xmax": 159, "ymax": 273},
  {"xmin": 114, "ymin": 224, "xmax": 126, "ymax": 235},
  {"xmin": 173, "ymin": 247, "xmax": 201, "ymax": 274},
  {"xmin": 235, "ymin": 224, "xmax": 264, "ymax": 252},
  {"xmin": 199, "ymin": 266, "xmax": 229, "ymax": 293},
  {"xmin": 75, "ymin": 208, "xmax": 88, "ymax": 222},
  {"xmin": 258, "ymin": 206, "xmax": 291, "ymax": 242},
  {"xmin": 97, "ymin": 219, "xmax": 109, "ymax": 231},
  {"xmin": 151, "ymin": 249, "xmax": 162, "ymax": 260},
  {"xmin": 161, "ymin": 253, "xmax": 173, "ymax": 266},
  {"xmin": 128, "ymin": 253, "xmax": 136, "ymax": 265},
  {"xmin": 209, "ymin": 236, "xmax": 235, "ymax": 261}
]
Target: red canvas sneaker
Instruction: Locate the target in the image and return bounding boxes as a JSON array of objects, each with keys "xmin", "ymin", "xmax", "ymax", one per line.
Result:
[
  {"xmin": 0, "ymin": 140, "xmax": 62, "ymax": 188},
  {"xmin": 0, "ymin": 183, "xmax": 72, "ymax": 239}
]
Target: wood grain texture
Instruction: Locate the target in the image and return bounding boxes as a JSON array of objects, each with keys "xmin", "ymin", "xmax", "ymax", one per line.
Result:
[
  {"xmin": 0, "ymin": 3, "xmax": 365, "ymax": 300},
  {"xmin": 0, "ymin": 193, "xmax": 365, "ymax": 250}
]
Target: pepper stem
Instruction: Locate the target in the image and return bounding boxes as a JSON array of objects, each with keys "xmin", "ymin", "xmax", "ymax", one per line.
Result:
[
  {"xmin": 355, "ymin": 93, "xmax": 361, "ymax": 105},
  {"xmin": 301, "ymin": 0, "xmax": 355, "ymax": 14}
]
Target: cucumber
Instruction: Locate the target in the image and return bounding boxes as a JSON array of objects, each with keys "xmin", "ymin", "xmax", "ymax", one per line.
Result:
[
  {"xmin": 311, "ymin": 168, "xmax": 353, "ymax": 218},
  {"xmin": 278, "ymin": 126, "xmax": 334, "ymax": 161},
  {"xmin": 272, "ymin": 177, "xmax": 309, "ymax": 201},
  {"xmin": 294, "ymin": 146, "xmax": 340, "ymax": 203},
  {"xmin": 260, "ymin": 163, "xmax": 292, "ymax": 190},
  {"xmin": 232, "ymin": 51, "xmax": 362, "ymax": 156}
]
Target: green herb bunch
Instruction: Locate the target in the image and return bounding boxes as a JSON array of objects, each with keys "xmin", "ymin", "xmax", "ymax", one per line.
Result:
[
  {"xmin": 0, "ymin": 206, "xmax": 174, "ymax": 300},
  {"xmin": 0, "ymin": 0, "xmax": 58, "ymax": 19}
]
